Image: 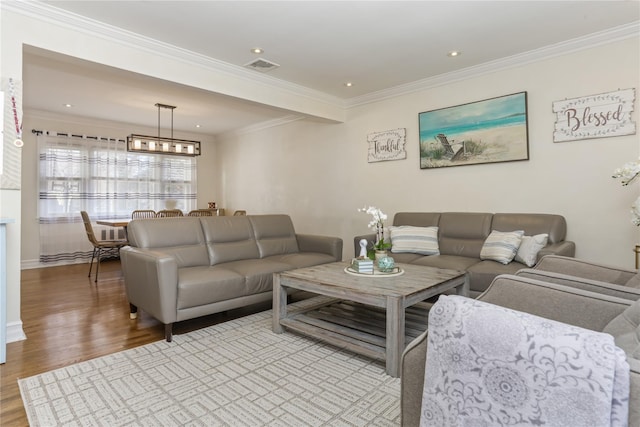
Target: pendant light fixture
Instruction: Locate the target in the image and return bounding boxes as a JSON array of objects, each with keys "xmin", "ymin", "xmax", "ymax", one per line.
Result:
[{"xmin": 127, "ymin": 103, "xmax": 201, "ymax": 156}]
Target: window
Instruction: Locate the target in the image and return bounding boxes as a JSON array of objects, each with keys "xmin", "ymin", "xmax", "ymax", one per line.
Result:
[{"xmin": 37, "ymin": 133, "xmax": 197, "ymax": 263}]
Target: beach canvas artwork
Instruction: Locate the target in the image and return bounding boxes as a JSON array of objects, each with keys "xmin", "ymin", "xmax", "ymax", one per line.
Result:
[{"xmin": 419, "ymin": 92, "xmax": 529, "ymax": 169}]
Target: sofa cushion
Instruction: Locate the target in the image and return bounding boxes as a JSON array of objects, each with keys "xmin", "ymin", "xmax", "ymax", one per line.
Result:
[
  {"xmin": 393, "ymin": 212, "xmax": 441, "ymax": 227},
  {"xmin": 249, "ymin": 215, "xmax": 299, "ymax": 258},
  {"xmin": 389, "ymin": 225, "xmax": 440, "ymax": 255},
  {"xmin": 177, "ymin": 266, "xmax": 245, "ymax": 309},
  {"xmin": 266, "ymin": 253, "xmax": 337, "ymax": 269},
  {"xmin": 493, "ymin": 213, "xmax": 567, "ymax": 244},
  {"xmin": 467, "ymin": 260, "xmax": 525, "ymax": 295},
  {"xmin": 480, "ymin": 230, "xmax": 524, "ymax": 264},
  {"xmin": 220, "ymin": 258, "xmax": 293, "ymax": 295},
  {"xmin": 127, "ymin": 217, "xmax": 210, "ymax": 268},
  {"xmin": 411, "ymin": 254, "xmax": 480, "ymax": 271},
  {"xmin": 514, "ymin": 233, "xmax": 549, "ymax": 267},
  {"xmin": 438, "ymin": 212, "xmax": 493, "ymax": 258},
  {"xmin": 201, "ymin": 216, "xmax": 260, "ymax": 265},
  {"xmin": 388, "ymin": 252, "xmax": 423, "ymax": 264}
]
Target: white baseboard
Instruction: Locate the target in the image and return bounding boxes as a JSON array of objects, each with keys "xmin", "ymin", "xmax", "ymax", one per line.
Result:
[
  {"xmin": 7, "ymin": 321, "xmax": 26, "ymax": 343},
  {"xmin": 21, "ymin": 258, "xmax": 87, "ymax": 270},
  {"xmin": 21, "ymin": 259, "xmax": 43, "ymax": 270}
]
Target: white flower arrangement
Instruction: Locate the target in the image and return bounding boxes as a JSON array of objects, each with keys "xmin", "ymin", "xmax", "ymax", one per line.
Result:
[
  {"xmin": 612, "ymin": 158, "xmax": 640, "ymax": 226},
  {"xmin": 612, "ymin": 158, "xmax": 640, "ymax": 186},
  {"xmin": 358, "ymin": 206, "xmax": 391, "ymax": 252}
]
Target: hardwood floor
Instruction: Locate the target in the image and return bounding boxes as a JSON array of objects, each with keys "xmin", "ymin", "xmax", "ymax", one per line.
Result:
[{"xmin": 0, "ymin": 260, "xmax": 271, "ymax": 426}]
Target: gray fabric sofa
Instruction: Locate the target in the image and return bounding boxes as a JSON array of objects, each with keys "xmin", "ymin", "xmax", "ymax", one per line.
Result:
[
  {"xmin": 400, "ymin": 274, "xmax": 640, "ymax": 426},
  {"xmin": 354, "ymin": 212, "xmax": 575, "ymax": 297},
  {"xmin": 121, "ymin": 214, "xmax": 343, "ymax": 341}
]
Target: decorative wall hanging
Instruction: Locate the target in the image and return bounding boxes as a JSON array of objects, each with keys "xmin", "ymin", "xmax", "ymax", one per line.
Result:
[
  {"xmin": 552, "ymin": 88, "xmax": 636, "ymax": 143},
  {"xmin": 1, "ymin": 77, "xmax": 22, "ymax": 190},
  {"xmin": 367, "ymin": 128, "xmax": 406, "ymax": 162},
  {"xmin": 419, "ymin": 92, "xmax": 529, "ymax": 169}
]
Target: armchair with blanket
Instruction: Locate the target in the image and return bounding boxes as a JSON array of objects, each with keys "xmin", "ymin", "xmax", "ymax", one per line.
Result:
[{"xmin": 401, "ymin": 273, "xmax": 640, "ymax": 426}]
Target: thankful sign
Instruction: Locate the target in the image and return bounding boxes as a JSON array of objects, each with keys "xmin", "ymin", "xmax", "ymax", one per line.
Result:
[
  {"xmin": 367, "ymin": 128, "xmax": 406, "ymax": 162},
  {"xmin": 552, "ymin": 88, "xmax": 636, "ymax": 142}
]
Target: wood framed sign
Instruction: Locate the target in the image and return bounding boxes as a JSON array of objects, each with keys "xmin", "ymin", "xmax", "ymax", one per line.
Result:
[
  {"xmin": 552, "ymin": 88, "xmax": 636, "ymax": 142},
  {"xmin": 367, "ymin": 128, "xmax": 406, "ymax": 163}
]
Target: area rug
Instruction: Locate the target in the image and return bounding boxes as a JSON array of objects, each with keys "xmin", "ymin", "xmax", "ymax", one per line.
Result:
[{"xmin": 19, "ymin": 298, "xmax": 401, "ymax": 426}]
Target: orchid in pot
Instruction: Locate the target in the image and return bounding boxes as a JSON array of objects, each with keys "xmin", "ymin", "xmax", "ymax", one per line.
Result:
[
  {"xmin": 358, "ymin": 206, "xmax": 392, "ymax": 259},
  {"xmin": 612, "ymin": 158, "xmax": 640, "ymax": 226}
]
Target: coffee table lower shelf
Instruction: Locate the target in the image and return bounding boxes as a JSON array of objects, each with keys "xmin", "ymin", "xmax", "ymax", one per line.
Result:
[{"xmin": 279, "ymin": 298, "xmax": 431, "ymax": 363}]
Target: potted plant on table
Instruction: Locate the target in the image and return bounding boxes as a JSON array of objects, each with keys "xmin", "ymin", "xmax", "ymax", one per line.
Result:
[{"xmin": 358, "ymin": 206, "xmax": 392, "ymax": 260}]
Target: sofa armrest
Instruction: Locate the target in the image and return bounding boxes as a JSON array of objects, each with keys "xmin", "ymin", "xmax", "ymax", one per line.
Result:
[
  {"xmin": 516, "ymin": 269, "xmax": 640, "ymax": 301},
  {"xmin": 296, "ymin": 234, "xmax": 343, "ymax": 261},
  {"xmin": 537, "ymin": 241, "xmax": 576, "ymax": 259},
  {"xmin": 400, "ymin": 330, "xmax": 427, "ymax": 427},
  {"xmin": 534, "ymin": 254, "xmax": 636, "ymax": 285},
  {"xmin": 120, "ymin": 246, "xmax": 179, "ymax": 324},
  {"xmin": 353, "ymin": 233, "xmax": 376, "ymax": 257},
  {"xmin": 478, "ymin": 274, "xmax": 632, "ymax": 331}
]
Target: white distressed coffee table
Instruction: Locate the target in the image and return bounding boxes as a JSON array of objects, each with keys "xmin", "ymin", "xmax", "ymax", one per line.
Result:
[{"xmin": 272, "ymin": 261, "xmax": 468, "ymax": 377}]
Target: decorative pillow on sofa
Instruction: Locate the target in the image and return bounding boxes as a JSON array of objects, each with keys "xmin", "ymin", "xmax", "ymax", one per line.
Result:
[
  {"xmin": 389, "ymin": 226, "xmax": 439, "ymax": 255},
  {"xmin": 514, "ymin": 233, "xmax": 549, "ymax": 267},
  {"xmin": 480, "ymin": 230, "xmax": 524, "ymax": 265}
]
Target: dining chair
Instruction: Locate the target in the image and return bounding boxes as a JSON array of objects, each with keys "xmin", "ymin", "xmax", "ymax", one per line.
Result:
[
  {"xmin": 156, "ymin": 209, "xmax": 184, "ymax": 218},
  {"xmin": 233, "ymin": 210, "xmax": 247, "ymax": 216},
  {"xmin": 131, "ymin": 209, "xmax": 156, "ymax": 219},
  {"xmin": 80, "ymin": 211, "xmax": 129, "ymax": 282},
  {"xmin": 187, "ymin": 209, "xmax": 214, "ymax": 217}
]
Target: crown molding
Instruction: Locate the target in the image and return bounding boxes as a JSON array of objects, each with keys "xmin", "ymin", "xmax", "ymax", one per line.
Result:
[
  {"xmin": 5, "ymin": 2, "xmax": 638, "ymax": 112},
  {"xmin": 219, "ymin": 115, "xmax": 305, "ymax": 140},
  {"xmin": 345, "ymin": 21, "xmax": 640, "ymax": 108},
  {"xmin": 4, "ymin": 0, "xmax": 344, "ymax": 108}
]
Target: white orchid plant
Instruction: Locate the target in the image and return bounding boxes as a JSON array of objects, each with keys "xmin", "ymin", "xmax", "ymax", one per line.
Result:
[
  {"xmin": 612, "ymin": 158, "xmax": 640, "ymax": 225},
  {"xmin": 358, "ymin": 206, "xmax": 392, "ymax": 256}
]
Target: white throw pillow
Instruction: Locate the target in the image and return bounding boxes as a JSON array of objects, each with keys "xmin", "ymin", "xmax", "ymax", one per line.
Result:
[
  {"xmin": 480, "ymin": 230, "xmax": 524, "ymax": 265},
  {"xmin": 389, "ymin": 226, "xmax": 440, "ymax": 255},
  {"xmin": 514, "ymin": 233, "xmax": 549, "ymax": 267}
]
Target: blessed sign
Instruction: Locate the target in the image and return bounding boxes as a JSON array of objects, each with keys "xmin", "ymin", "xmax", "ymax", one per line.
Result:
[
  {"xmin": 367, "ymin": 128, "xmax": 406, "ymax": 162},
  {"xmin": 552, "ymin": 88, "xmax": 636, "ymax": 142}
]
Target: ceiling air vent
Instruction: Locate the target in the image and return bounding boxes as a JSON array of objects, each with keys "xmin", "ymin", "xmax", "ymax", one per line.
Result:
[{"xmin": 243, "ymin": 58, "xmax": 280, "ymax": 72}]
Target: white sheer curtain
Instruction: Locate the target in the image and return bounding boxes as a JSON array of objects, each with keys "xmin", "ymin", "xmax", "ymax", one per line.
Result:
[{"xmin": 38, "ymin": 132, "xmax": 197, "ymax": 264}]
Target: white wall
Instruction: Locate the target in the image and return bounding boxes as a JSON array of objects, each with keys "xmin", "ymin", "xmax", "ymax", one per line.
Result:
[{"xmin": 218, "ymin": 37, "xmax": 640, "ymax": 265}]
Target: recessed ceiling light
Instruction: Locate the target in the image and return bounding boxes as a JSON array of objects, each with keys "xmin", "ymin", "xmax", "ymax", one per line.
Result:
[
  {"xmin": 195, "ymin": 124, "xmax": 201, "ymax": 128},
  {"xmin": 63, "ymin": 103, "xmax": 73, "ymax": 108},
  {"xmin": 447, "ymin": 51, "xmax": 461, "ymax": 57},
  {"xmin": 344, "ymin": 82, "xmax": 353, "ymax": 87},
  {"xmin": 251, "ymin": 47, "xmax": 263, "ymax": 54}
]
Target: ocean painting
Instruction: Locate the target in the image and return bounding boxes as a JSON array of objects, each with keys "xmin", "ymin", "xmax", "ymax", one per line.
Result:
[{"xmin": 419, "ymin": 92, "xmax": 529, "ymax": 169}]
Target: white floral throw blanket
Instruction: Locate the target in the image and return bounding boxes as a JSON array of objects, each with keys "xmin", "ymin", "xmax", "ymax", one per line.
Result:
[{"xmin": 420, "ymin": 295, "xmax": 630, "ymax": 427}]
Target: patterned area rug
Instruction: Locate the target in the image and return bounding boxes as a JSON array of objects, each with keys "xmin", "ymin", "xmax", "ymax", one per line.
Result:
[{"xmin": 19, "ymin": 298, "xmax": 401, "ymax": 426}]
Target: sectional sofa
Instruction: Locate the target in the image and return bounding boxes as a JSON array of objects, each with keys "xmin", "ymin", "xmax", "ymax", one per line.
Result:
[
  {"xmin": 355, "ymin": 212, "xmax": 575, "ymax": 297},
  {"xmin": 121, "ymin": 214, "xmax": 342, "ymax": 341}
]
